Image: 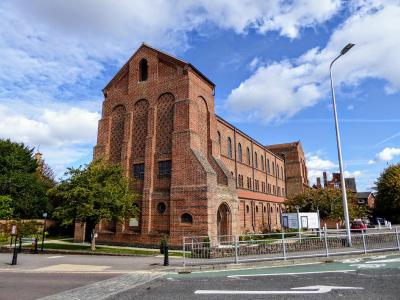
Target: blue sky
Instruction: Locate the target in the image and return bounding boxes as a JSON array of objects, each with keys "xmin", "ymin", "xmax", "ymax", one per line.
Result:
[{"xmin": 0, "ymin": 0, "xmax": 399, "ymax": 191}]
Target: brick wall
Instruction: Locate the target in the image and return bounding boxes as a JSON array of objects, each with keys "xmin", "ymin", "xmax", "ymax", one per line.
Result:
[{"xmin": 77, "ymin": 44, "xmax": 287, "ymax": 247}]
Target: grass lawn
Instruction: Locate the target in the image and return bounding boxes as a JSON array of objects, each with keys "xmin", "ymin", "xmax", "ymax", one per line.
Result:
[{"xmin": 26, "ymin": 242, "xmax": 184, "ymax": 257}]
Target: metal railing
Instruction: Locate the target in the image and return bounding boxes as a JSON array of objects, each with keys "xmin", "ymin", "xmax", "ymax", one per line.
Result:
[{"xmin": 182, "ymin": 226, "xmax": 400, "ymax": 267}]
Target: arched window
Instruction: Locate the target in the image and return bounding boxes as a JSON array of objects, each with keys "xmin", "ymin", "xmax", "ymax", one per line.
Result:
[
  {"xmin": 157, "ymin": 202, "xmax": 166, "ymax": 214},
  {"xmin": 217, "ymin": 131, "xmax": 221, "ymax": 145},
  {"xmin": 246, "ymin": 205, "xmax": 250, "ymax": 213},
  {"xmin": 277, "ymin": 166, "xmax": 280, "ymax": 178},
  {"xmin": 256, "ymin": 206, "xmax": 259, "ymax": 213},
  {"xmin": 254, "ymin": 152, "xmax": 258, "ymax": 169},
  {"xmin": 238, "ymin": 143, "xmax": 242, "ymax": 162},
  {"xmin": 272, "ymin": 162, "xmax": 275, "ymax": 175},
  {"xmin": 281, "ymin": 166, "xmax": 284, "ymax": 179},
  {"xmin": 227, "ymin": 137, "xmax": 232, "ymax": 158},
  {"xmin": 247, "ymin": 147, "xmax": 251, "ymax": 165},
  {"xmin": 261, "ymin": 156, "xmax": 264, "ymax": 171},
  {"xmin": 267, "ymin": 159, "xmax": 270, "ymax": 173},
  {"xmin": 181, "ymin": 213, "xmax": 193, "ymax": 224},
  {"xmin": 139, "ymin": 59, "xmax": 148, "ymax": 81}
]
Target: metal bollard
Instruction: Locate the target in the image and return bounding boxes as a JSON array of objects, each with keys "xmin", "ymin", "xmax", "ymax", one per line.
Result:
[
  {"xmin": 163, "ymin": 242, "xmax": 169, "ymax": 266},
  {"xmin": 11, "ymin": 236, "xmax": 18, "ymax": 265},
  {"xmin": 33, "ymin": 238, "xmax": 39, "ymax": 254}
]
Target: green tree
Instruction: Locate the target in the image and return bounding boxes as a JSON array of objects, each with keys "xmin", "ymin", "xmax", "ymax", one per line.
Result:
[
  {"xmin": 375, "ymin": 163, "xmax": 400, "ymax": 223},
  {"xmin": 48, "ymin": 159, "xmax": 139, "ymax": 250},
  {"xmin": 0, "ymin": 139, "xmax": 54, "ymax": 218},
  {"xmin": 0, "ymin": 195, "xmax": 13, "ymax": 219},
  {"xmin": 285, "ymin": 188, "xmax": 365, "ymax": 221}
]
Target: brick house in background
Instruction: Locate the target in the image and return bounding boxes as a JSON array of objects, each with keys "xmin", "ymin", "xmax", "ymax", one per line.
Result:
[
  {"xmin": 74, "ymin": 44, "xmax": 288, "ymax": 247},
  {"xmin": 266, "ymin": 141, "xmax": 309, "ymax": 199}
]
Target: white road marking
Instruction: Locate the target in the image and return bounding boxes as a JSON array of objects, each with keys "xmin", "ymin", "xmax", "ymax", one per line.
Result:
[
  {"xmin": 195, "ymin": 285, "xmax": 363, "ymax": 295},
  {"xmin": 227, "ymin": 269, "xmax": 354, "ymax": 278},
  {"xmin": 47, "ymin": 256, "xmax": 65, "ymax": 259},
  {"xmin": 366, "ymin": 258, "xmax": 400, "ymax": 263},
  {"xmin": 35, "ymin": 264, "xmax": 111, "ymax": 272},
  {"xmin": 350, "ymin": 263, "xmax": 386, "ymax": 269}
]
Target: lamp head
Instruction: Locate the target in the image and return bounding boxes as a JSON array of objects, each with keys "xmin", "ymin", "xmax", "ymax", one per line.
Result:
[{"xmin": 340, "ymin": 43, "xmax": 355, "ymax": 55}]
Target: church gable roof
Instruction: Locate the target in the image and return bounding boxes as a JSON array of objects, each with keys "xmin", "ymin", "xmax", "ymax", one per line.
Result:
[{"xmin": 103, "ymin": 43, "xmax": 215, "ymax": 92}]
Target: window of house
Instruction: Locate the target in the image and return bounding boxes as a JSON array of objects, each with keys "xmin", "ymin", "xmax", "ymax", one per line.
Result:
[
  {"xmin": 157, "ymin": 202, "xmax": 166, "ymax": 214},
  {"xmin": 247, "ymin": 147, "xmax": 251, "ymax": 165},
  {"xmin": 217, "ymin": 131, "xmax": 221, "ymax": 146},
  {"xmin": 238, "ymin": 143, "xmax": 242, "ymax": 162},
  {"xmin": 261, "ymin": 156, "xmax": 264, "ymax": 171},
  {"xmin": 246, "ymin": 205, "xmax": 250, "ymax": 213},
  {"xmin": 277, "ymin": 166, "xmax": 280, "ymax": 179},
  {"xmin": 181, "ymin": 213, "xmax": 193, "ymax": 224},
  {"xmin": 133, "ymin": 163, "xmax": 145, "ymax": 179},
  {"xmin": 139, "ymin": 59, "xmax": 148, "ymax": 81},
  {"xmin": 272, "ymin": 162, "xmax": 275, "ymax": 175},
  {"xmin": 267, "ymin": 159, "xmax": 270, "ymax": 174},
  {"xmin": 227, "ymin": 137, "xmax": 232, "ymax": 158},
  {"xmin": 256, "ymin": 206, "xmax": 258, "ymax": 213},
  {"xmin": 273, "ymin": 185, "xmax": 276, "ymax": 195},
  {"xmin": 158, "ymin": 160, "xmax": 172, "ymax": 177},
  {"xmin": 281, "ymin": 166, "xmax": 284, "ymax": 179},
  {"xmin": 254, "ymin": 152, "xmax": 258, "ymax": 169},
  {"xmin": 278, "ymin": 186, "xmax": 281, "ymax": 196}
]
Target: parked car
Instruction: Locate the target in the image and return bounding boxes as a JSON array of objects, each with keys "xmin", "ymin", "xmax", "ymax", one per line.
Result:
[{"xmin": 351, "ymin": 219, "xmax": 367, "ymax": 231}]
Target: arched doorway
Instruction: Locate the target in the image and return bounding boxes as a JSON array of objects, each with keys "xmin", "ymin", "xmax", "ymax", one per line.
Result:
[{"xmin": 217, "ymin": 203, "xmax": 231, "ymax": 240}]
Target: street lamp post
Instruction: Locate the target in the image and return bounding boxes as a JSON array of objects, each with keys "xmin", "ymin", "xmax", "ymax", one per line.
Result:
[{"xmin": 329, "ymin": 43, "xmax": 355, "ymax": 247}]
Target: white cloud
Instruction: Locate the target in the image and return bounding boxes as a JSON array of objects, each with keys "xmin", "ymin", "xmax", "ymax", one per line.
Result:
[
  {"xmin": 376, "ymin": 147, "xmax": 400, "ymax": 161},
  {"xmin": 347, "ymin": 104, "xmax": 354, "ymax": 110},
  {"xmin": 306, "ymin": 154, "xmax": 337, "ymax": 185},
  {"xmin": 226, "ymin": 1, "xmax": 400, "ymax": 122},
  {"xmin": 0, "ymin": 105, "xmax": 99, "ymax": 147},
  {"xmin": 226, "ymin": 62, "xmax": 322, "ymax": 122},
  {"xmin": 343, "ymin": 170, "xmax": 362, "ymax": 178}
]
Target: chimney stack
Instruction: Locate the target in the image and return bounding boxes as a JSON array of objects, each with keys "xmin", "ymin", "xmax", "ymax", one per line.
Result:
[{"xmin": 323, "ymin": 171, "xmax": 328, "ymax": 188}]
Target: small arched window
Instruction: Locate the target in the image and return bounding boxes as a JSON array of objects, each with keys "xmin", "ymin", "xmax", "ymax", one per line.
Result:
[
  {"xmin": 267, "ymin": 159, "xmax": 270, "ymax": 173},
  {"xmin": 247, "ymin": 147, "xmax": 251, "ymax": 165},
  {"xmin": 254, "ymin": 152, "xmax": 258, "ymax": 169},
  {"xmin": 217, "ymin": 131, "xmax": 221, "ymax": 145},
  {"xmin": 181, "ymin": 213, "xmax": 193, "ymax": 224},
  {"xmin": 246, "ymin": 205, "xmax": 250, "ymax": 213},
  {"xmin": 256, "ymin": 206, "xmax": 259, "ymax": 213},
  {"xmin": 277, "ymin": 166, "xmax": 280, "ymax": 178},
  {"xmin": 238, "ymin": 143, "xmax": 242, "ymax": 162},
  {"xmin": 281, "ymin": 166, "xmax": 284, "ymax": 179},
  {"xmin": 272, "ymin": 162, "xmax": 275, "ymax": 175},
  {"xmin": 139, "ymin": 59, "xmax": 148, "ymax": 81},
  {"xmin": 227, "ymin": 137, "xmax": 232, "ymax": 158},
  {"xmin": 261, "ymin": 156, "xmax": 264, "ymax": 171}
]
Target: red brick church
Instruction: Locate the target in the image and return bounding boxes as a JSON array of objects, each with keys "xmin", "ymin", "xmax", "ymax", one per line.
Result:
[{"xmin": 74, "ymin": 43, "xmax": 308, "ymax": 247}]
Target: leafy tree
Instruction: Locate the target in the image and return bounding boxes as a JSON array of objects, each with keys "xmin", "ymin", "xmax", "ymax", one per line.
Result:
[
  {"xmin": 48, "ymin": 159, "xmax": 139, "ymax": 250},
  {"xmin": 375, "ymin": 163, "xmax": 400, "ymax": 223},
  {"xmin": 285, "ymin": 188, "xmax": 366, "ymax": 221},
  {"xmin": 0, "ymin": 195, "xmax": 13, "ymax": 219},
  {"xmin": 0, "ymin": 139, "xmax": 55, "ymax": 218}
]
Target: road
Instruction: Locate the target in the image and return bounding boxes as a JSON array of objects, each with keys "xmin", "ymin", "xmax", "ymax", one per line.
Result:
[
  {"xmin": 1, "ymin": 252, "xmax": 399, "ymax": 299},
  {"xmin": 114, "ymin": 254, "xmax": 400, "ymax": 300},
  {"xmin": 0, "ymin": 252, "xmax": 172, "ymax": 300}
]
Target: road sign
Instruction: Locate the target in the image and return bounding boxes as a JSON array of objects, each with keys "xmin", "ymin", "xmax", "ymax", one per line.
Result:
[{"xmin": 11, "ymin": 225, "xmax": 17, "ymax": 235}]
